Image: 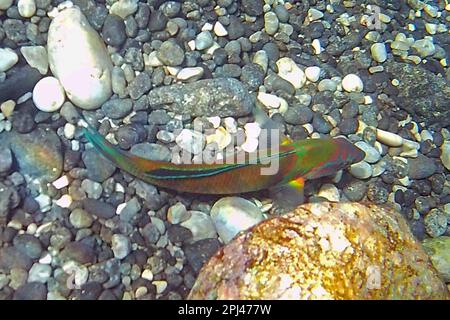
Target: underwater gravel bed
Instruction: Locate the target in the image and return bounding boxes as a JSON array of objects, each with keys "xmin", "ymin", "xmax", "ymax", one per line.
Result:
[{"xmin": 0, "ymin": 0, "xmax": 449, "ymax": 299}]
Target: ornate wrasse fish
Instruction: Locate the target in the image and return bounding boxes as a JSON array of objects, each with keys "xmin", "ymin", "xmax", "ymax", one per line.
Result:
[{"xmin": 80, "ymin": 120, "xmax": 364, "ymax": 198}]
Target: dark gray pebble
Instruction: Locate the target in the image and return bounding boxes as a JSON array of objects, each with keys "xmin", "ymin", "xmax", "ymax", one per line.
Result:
[
  {"xmin": 183, "ymin": 238, "xmax": 221, "ymax": 273},
  {"xmin": 13, "ymin": 234, "xmax": 43, "ymax": 259},
  {"xmin": 283, "ymin": 105, "xmax": 313, "ymax": 125},
  {"xmin": 13, "ymin": 282, "xmax": 47, "ymax": 300},
  {"xmin": 101, "ymin": 98, "xmax": 133, "ymax": 119},
  {"xmin": 240, "ymin": 63, "xmax": 264, "ymax": 91},
  {"xmin": 82, "ymin": 148, "xmax": 116, "ymax": 182},
  {"xmin": 83, "ymin": 198, "xmax": 116, "ymax": 219},
  {"xmin": 102, "ymin": 14, "xmax": 126, "ymax": 47},
  {"xmin": 408, "ymin": 155, "xmax": 437, "ymax": 179},
  {"xmin": 128, "ymin": 71, "xmax": 152, "ymax": 100},
  {"xmin": 60, "ymin": 242, "xmax": 96, "ymax": 264},
  {"xmin": 167, "ymin": 225, "xmax": 192, "ymax": 244}
]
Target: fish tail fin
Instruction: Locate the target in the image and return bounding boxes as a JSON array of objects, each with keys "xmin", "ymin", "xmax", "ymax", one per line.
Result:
[{"xmin": 79, "ymin": 119, "xmax": 142, "ymax": 176}]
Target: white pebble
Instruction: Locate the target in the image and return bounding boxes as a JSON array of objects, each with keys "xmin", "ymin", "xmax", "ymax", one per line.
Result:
[
  {"xmin": 355, "ymin": 141, "xmax": 381, "ymax": 164},
  {"xmin": 276, "ymin": 57, "xmax": 306, "ymax": 89},
  {"xmin": 35, "ymin": 194, "xmax": 52, "ymax": 212},
  {"xmin": 176, "ymin": 67, "xmax": 204, "ymax": 81},
  {"xmin": 305, "ymin": 66, "xmax": 321, "ymax": 82},
  {"xmin": 317, "ymin": 184, "xmax": 340, "ymax": 202},
  {"xmin": 311, "ymin": 39, "xmax": 323, "ymax": 54},
  {"xmin": 257, "ymin": 92, "xmax": 282, "ymax": 109},
  {"xmin": 0, "ymin": 48, "xmax": 19, "ymax": 73},
  {"xmin": 20, "ymin": 46, "xmax": 48, "ymax": 75},
  {"xmin": 341, "ymin": 74, "xmax": 364, "ymax": 92},
  {"xmin": 376, "ymin": 128, "xmax": 403, "ymax": 147},
  {"xmin": 213, "ymin": 21, "xmax": 228, "ymax": 37},
  {"xmin": 0, "ymin": 0, "xmax": 13, "ymax": 10},
  {"xmin": 207, "ymin": 116, "xmax": 221, "ymax": 128},
  {"xmin": 33, "ymin": 77, "xmax": 66, "ymax": 112},
  {"xmin": 55, "ymin": 195, "xmax": 72, "ymax": 208},
  {"xmin": 440, "ymin": 141, "xmax": 450, "ymax": 170},
  {"xmin": 18, "ymin": 0, "xmax": 36, "ymax": 18},
  {"xmin": 241, "ymin": 137, "xmax": 258, "ymax": 153},
  {"xmin": 370, "ymin": 43, "xmax": 387, "ymax": 63},
  {"xmin": 308, "ymin": 8, "xmax": 324, "ymax": 21},
  {"xmin": 64, "ymin": 122, "xmax": 76, "ymax": 139},
  {"xmin": 244, "ymin": 122, "xmax": 261, "ymax": 138},
  {"xmin": 52, "ymin": 175, "xmax": 69, "ymax": 189}
]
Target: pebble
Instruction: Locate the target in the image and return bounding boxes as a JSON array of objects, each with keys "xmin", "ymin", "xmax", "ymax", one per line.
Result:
[
  {"xmin": 176, "ymin": 67, "xmax": 204, "ymax": 82},
  {"xmin": 83, "ymin": 198, "xmax": 116, "ymax": 219},
  {"xmin": 317, "ymin": 184, "xmax": 340, "ymax": 202},
  {"xmin": 20, "ymin": 46, "xmax": 48, "ymax": 76},
  {"xmin": 276, "ymin": 57, "xmax": 306, "ymax": 89},
  {"xmin": 181, "ymin": 211, "xmax": 217, "ymax": 242},
  {"xmin": 376, "ymin": 128, "xmax": 403, "ymax": 147},
  {"xmin": 157, "ymin": 40, "xmax": 185, "ymax": 66},
  {"xmin": 264, "ymin": 12, "xmax": 279, "ymax": 35},
  {"xmin": 17, "ymin": 0, "xmax": 36, "ymax": 18},
  {"xmin": 176, "ymin": 129, "xmax": 205, "ymax": 155},
  {"xmin": 130, "ymin": 143, "xmax": 172, "ymax": 162},
  {"xmin": 213, "ymin": 21, "xmax": 228, "ymax": 37},
  {"xmin": 102, "ymin": 14, "xmax": 127, "ymax": 47},
  {"xmin": 440, "ymin": 141, "xmax": 450, "ymax": 170},
  {"xmin": 167, "ymin": 202, "xmax": 190, "ymax": 224},
  {"xmin": 28, "ymin": 263, "xmax": 52, "ymax": 283},
  {"xmin": 349, "ymin": 161, "xmax": 372, "ymax": 179},
  {"xmin": 408, "ymin": 155, "xmax": 436, "ymax": 179},
  {"xmin": 305, "ymin": 66, "xmax": 321, "ymax": 82},
  {"xmin": 101, "ymin": 98, "xmax": 133, "ymax": 119},
  {"xmin": 308, "ymin": 8, "xmax": 324, "ymax": 21},
  {"xmin": 0, "ymin": 48, "xmax": 19, "ymax": 73},
  {"xmin": 148, "ymin": 10, "xmax": 168, "ymax": 31},
  {"xmin": 210, "ymin": 197, "xmax": 264, "ymax": 244},
  {"xmin": 206, "ymin": 127, "xmax": 232, "ymax": 150},
  {"xmin": 184, "ymin": 239, "xmax": 221, "ymax": 273},
  {"xmin": 195, "ymin": 31, "xmax": 214, "ymax": 50},
  {"xmin": 60, "ymin": 242, "xmax": 95, "ymax": 264},
  {"xmin": 283, "ymin": 105, "xmax": 313, "ymax": 125},
  {"xmin": 13, "ymin": 283, "xmax": 47, "ymax": 300},
  {"xmin": 148, "ymin": 78, "xmax": 253, "ymax": 117},
  {"xmin": 343, "ymin": 180, "xmax": 368, "ymax": 202},
  {"xmin": 0, "ymin": 99, "xmax": 15, "ymax": 118},
  {"xmin": 0, "ymin": 0, "xmax": 13, "ymax": 10},
  {"xmin": 128, "ymin": 72, "xmax": 151, "ymax": 100},
  {"xmin": 82, "ymin": 148, "xmax": 116, "ymax": 182},
  {"xmin": 342, "ymin": 74, "xmax": 364, "ymax": 93},
  {"xmin": 13, "ymin": 234, "xmax": 43, "ymax": 259},
  {"xmin": 111, "ymin": 234, "xmax": 131, "ymax": 259},
  {"xmin": 422, "ymin": 237, "xmax": 450, "ymax": 282},
  {"xmin": 411, "ymin": 39, "xmax": 436, "ymax": 57},
  {"xmin": 69, "ymin": 208, "xmax": 93, "ymax": 229},
  {"xmin": 52, "ymin": 175, "xmax": 69, "ymax": 189},
  {"xmin": 109, "ymin": 0, "xmax": 138, "ymax": 19},
  {"xmin": 32, "ymin": 77, "xmax": 65, "ymax": 112},
  {"xmin": 355, "ymin": 141, "xmax": 380, "ymax": 164},
  {"xmin": 424, "ymin": 209, "xmax": 448, "ymax": 238},
  {"xmin": 370, "ymin": 43, "xmax": 387, "ymax": 63},
  {"xmin": 48, "ymin": 7, "xmax": 113, "ymax": 110}
]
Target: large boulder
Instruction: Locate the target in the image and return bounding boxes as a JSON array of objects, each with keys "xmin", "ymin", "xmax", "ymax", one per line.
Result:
[{"xmin": 189, "ymin": 202, "xmax": 449, "ymax": 300}]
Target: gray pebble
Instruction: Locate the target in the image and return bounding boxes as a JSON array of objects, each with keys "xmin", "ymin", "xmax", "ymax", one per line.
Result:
[
  {"xmin": 128, "ymin": 71, "xmax": 152, "ymax": 100},
  {"xmin": 82, "ymin": 148, "xmax": 116, "ymax": 182},
  {"xmin": 408, "ymin": 155, "xmax": 437, "ymax": 179},
  {"xmin": 13, "ymin": 282, "xmax": 47, "ymax": 300},
  {"xmin": 283, "ymin": 105, "xmax": 313, "ymax": 125},
  {"xmin": 13, "ymin": 234, "xmax": 43, "ymax": 260},
  {"xmin": 157, "ymin": 40, "xmax": 184, "ymax": 66},
  {"xmin": 0, "ymin": 147, "xmax": 12, "ymax": 173},
  {"xmin": 130, "ymin": 142, "xmax": 172, "ymax": 162},
  {"xmin": 424, "ymin": 208, "xmax": 448, "ymax": 237},
  {"xmin": 83, "ymin": 198, "xmax": 116, "ymax": 219},
  {"xmin": 102, "ymin": 14, "xmax": 126, "ymax": 47},
  {"xmin": 101, "ymin": 98, "xmax": 133, "ymax": 119}
]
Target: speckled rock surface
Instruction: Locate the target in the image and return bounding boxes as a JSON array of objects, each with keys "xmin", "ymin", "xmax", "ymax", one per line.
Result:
[
  {"xmin": 188, "ymin": 202, "xmax": 449, "ymax": 300},
  {"xmin": 148, "ymin": 78, "xmax": 253, "ymax": 117}
]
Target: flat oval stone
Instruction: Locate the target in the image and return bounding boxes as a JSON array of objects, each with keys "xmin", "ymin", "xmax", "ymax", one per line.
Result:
[
  {"xmin": 47, "ymin": 7, "xmax": 113, "ymax": 110},
  {"xmin": 210, "ymin": 197, "xmax": 264, "ymax": 244}
]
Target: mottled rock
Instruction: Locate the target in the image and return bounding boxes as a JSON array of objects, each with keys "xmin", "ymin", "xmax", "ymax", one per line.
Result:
[
  {"xmin": 422, "ymin": 237, "xmax": 450, "ymax": 282},
  {"xmin": 408, "ymin": 155, "xmax": 436, "ymax": 180},
  {"xmin": 148, "ymin": 78, "xmax": 253, "ymax": 117},
  {"xmin": 189, "ymin": 202, "xmax": 449, "ymax": 299}
]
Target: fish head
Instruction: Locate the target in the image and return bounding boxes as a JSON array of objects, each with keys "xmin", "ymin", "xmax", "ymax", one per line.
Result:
[{"xmin": 301, "ymin": 137, "xmax": 365, "ymax": 180}]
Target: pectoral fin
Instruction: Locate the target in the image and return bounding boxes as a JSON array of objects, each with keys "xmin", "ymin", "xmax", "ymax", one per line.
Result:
[{"xmin": 269, "ymin": 177, "xmax": 305, "ymax": 214}]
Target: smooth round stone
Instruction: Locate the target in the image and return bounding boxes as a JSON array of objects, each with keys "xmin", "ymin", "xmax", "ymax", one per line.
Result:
[
  {"xmin": 0, "ymin": 48, "xmax": 19, "ymax": 73},
  {"xmin": 370, "ymin": 43, "xmax": 387, "ymax": 63},
  {"xmin": 424, "ymin": 209, "xmax": 447, "ymax": 238},
  {"xmin": 252, "ymin": 50, "xmax": 268, "ymax": 73},
  {"xmin": 195, "ymin": 31, "xmax": 214, "ymax": 50},
  {"xmin": 181, "ymin": 211, "xmax": 217, "ymax": 243},
  {"xmin": 317, "ymin": 183, "xmax": 340, "ymax": 202},
  {"xmin": 355, "ymin": 141, "xmax": 381, "ymax": 164},
  {"xmin": 102, "ymin": 14, "xmax": 126, "ymax": 47},
  {"xmin": 0, "ymin": 0, "xmax": 13, "ymax": 10},
  {"xmin": 111, "ymin": 234, "xmax": 131, "ymax": 259},
  {"xmin": 109, "ymin": 0, "xmax": 138, "ymax": 19},
  {"xmin": 28, "ymin": 263, "xmax": 52, "ymax": 283},
  {"xmin": 176, "ymin": 67, "xmax": 204, "ymax": 82},
  {"xmin": 130, "ymin": 143, "xmax": 172, "ymax": 162},
  {"xmin": 349, "ymin": 161, "xmax": 372, "ymax": 179},
  {"xmin": 408, "ymin": 155, "xmax": 436, "ymax": 179},
  {"xmin": 305, "ymin": 66, "xmax": 321, "ymax": 82},
  {"xmin": 20, "ymin": 46, "xmax": 48, "ymax": 75},
  {"xmin": 17, "ymin": 0, "xmax": 36, "ymax": 18},
  {"xmin": 69, "ymin": 208, "xmax": 94, "ymax": 229},
  {"xmin": 167, "ymin": 202, "xmax": 190, "ymax": 224},
  {"xmin": 342, "ymin": 74, "xmax": 364, "ymax": 93},
  {"xmin": 32, "ymin": 76, "xmax": 65, "ymax": 112},
  {"xmin": 47, "ymin": 7, "xmax": 113, "ymax": 110},
  {"xmin": 157, "ymin": 40, "xmax": 184, "ymax": 66},
  {"xmin": 411, "ymin": 39, "xmax": 435, "ymax": 57},
  {"xmin": 210, "ymin": 197, "xmax": 264, "ymax": 244},
  {"xmin": 308, "ymin": 8, "xmax": 324, "ymax": 21},
  {"xmin": 264, "ymin": 12, "xmax": 279, "ymax": 35},
  {"xmin": 440, "ymin": 141, "xmax": 450, "ymax": 170},
  {"xmin": 276, "ymin": 57, "xmax": 306, "ymax": 89},
  {"xmin": 317, "ymin": 79, "xmax": 337, "ymax": 91}
]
